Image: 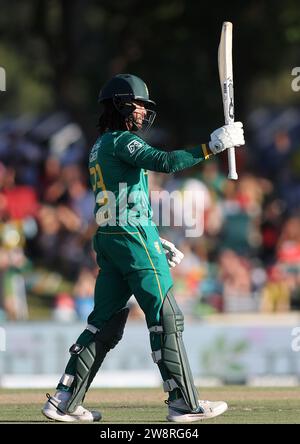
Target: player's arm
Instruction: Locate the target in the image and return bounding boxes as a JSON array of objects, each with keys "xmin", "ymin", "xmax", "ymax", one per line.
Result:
[
  {"xmin": 116, "ymin": 137, "xmax": 208, "ymax": 173},
  {"xmin": 115, "ymin": 124, "xmax": 244, "ymax": 173}
]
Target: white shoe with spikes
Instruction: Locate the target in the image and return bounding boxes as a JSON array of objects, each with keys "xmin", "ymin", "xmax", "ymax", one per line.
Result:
[
  {"xmin": 167, "ymin": 398, "xmax": 228, "ymax": 422},
  {"xmin": 42, "ymin": 393, "xmax": 102, "ymax": 422}
]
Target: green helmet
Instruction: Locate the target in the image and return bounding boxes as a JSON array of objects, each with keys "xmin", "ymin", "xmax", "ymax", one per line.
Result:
[
  {"xmin": 98, "ymin": 73, "xmax": 156, "ymax": 106},
  {"xmin": 98, "ymin": 74, "xmax": 156, "ymax": 132}
]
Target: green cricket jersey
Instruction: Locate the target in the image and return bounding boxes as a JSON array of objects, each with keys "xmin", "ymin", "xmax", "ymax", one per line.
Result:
[{"xmin": 88, "ymin": 131, "xmax": 212, "ymax": 230}]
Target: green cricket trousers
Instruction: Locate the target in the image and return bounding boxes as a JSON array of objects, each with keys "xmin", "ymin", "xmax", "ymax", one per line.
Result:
[{"xmin": 62, "ymin": 223, "xmax": 173, "ymax": 378}]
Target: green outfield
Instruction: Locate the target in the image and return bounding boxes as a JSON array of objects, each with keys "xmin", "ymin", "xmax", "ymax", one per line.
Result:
[{"xmin": 0, "ymin": 386, "xmax": 300, "ymax": 424}]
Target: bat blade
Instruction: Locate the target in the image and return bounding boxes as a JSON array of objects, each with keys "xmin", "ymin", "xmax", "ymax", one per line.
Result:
[{"xmin": 218, "ymin": 21, "xmax": 238, "ymax": 180}]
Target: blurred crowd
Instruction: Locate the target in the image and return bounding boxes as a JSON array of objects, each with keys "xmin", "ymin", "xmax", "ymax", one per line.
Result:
[
  {"xmin": 1, "ymin": 111, "xmax": 300, "ymax": 321},
  {"xmin": 0, "ymin": 114, "xmax": 97, "ymax": 321}
]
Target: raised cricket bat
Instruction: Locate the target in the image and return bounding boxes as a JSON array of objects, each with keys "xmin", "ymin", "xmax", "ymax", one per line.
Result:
[{"xmin": 218, "ymin": 21, "xmax": 238, "ymax": 180}]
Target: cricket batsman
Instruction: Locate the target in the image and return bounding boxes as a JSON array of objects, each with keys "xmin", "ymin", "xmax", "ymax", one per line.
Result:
[{"xmin": 42, "ymin": 74, "xmax": 245, "ymax": 422}]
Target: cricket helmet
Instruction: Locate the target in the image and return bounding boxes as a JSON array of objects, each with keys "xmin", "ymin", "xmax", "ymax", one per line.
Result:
[
  {"xmin": 98, "ymin": 74, "xmax": 156, "ymax": 132},
  {"xmin": 98, "ymin": 74, "xmax": 156, "ymax": 106}
]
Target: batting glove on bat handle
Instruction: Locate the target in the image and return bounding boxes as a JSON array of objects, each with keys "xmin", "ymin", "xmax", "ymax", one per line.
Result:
[
  {"xmin": 159, "ymin": 237, "xmax": 184, "ymax": 268},
  {"xmin": 209, "ymin": 121, "xmax": 245, "ymax": 154}
]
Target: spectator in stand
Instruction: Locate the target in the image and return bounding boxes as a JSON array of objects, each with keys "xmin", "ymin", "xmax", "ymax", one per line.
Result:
[
  {"xmin": 73, "ymin": 267, "xmax": 96, "ymax": 321},
  {"xmin": 53, "ymin": 292, "xmax": 77, "ymax": 322},
  {"xmin": 260, "ymin": 265, "xmax": 291, "ymax": 312},
  {"xmin": 67, "ymin": 173, "xmax": 95, "ymax": 226},
  {"xmin": 259, "ymin": 198, "xmax": 285, "ymax": 266},
  {"xmin": 197, "ymin": 159, "xmax": 227, "ymax": 199},
  {"xmin": 40, "ymin": 156, "xmax": 65, "ymax": 204},
  {"xmin": 1, "ymin": 166, "xmax": 39, "ymax": 221},
  {"xmin": 218, "ymin": 249, "xmax": 256, "ymax": 312}
]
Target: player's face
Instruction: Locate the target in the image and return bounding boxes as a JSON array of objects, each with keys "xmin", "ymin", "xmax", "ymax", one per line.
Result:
[{"xmin": 132, "ymin": 101, "xmax": 147, "ymax": 129}]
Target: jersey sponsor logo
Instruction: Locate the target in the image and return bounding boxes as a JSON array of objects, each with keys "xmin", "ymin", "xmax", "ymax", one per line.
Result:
[
  {"xmin": 89, "ymin": 141, "xmax": 103, "ymax": 162},
  {"xmin": 127, "ymin": 139, "xmax": 143, "ymax": 154},
  {"xmin": 89, "ymin": 146, "xmax": 98, "ymax": 162},
  {"xmin": 154, "ymin": 241, "xmax": 162, "ymax": 254},
  {"xmin": 89, "ymin": 151, "xmax": 97, "ymax": 162}
]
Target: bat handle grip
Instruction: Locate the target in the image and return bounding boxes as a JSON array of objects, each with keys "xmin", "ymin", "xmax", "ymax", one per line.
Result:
[{"xmin": 227, "ymin": 146, "xmax": 238, "ymax": 180}]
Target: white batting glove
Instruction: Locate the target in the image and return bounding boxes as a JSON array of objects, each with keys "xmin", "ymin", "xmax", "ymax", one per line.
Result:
[
  {"xmin": 159, "ymin": 237, "xmax": 184, "ymax": 268},
  {"xmin": 209, "ymin": 121, "xmax": 245, "ymax": 154}
]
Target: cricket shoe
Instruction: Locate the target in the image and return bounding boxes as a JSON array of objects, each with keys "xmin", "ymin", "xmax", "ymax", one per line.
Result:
[
  {"xmin": 166, "ymin": 397, "xmax": 228, "ymax": 422},
  {"xmin": 42, "ymin": 393, "xmax": 102, "ymax": 422}
]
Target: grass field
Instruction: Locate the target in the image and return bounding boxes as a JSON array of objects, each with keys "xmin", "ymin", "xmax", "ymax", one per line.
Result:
[{"xmin": 0, "ymin": 386, "xmax": 300, "ymax": 424}]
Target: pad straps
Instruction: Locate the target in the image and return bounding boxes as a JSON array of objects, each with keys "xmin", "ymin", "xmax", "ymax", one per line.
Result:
[{"xmin": 66, "ymin": 307, "xmax": 129, "ymax": 413}]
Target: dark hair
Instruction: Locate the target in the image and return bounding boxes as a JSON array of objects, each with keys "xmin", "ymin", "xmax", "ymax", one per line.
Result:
[{"xmin": 97, "ymin": 99, "xmax": 127, "ymax": 134}]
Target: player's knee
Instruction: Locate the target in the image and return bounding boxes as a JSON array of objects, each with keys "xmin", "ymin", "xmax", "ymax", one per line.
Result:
[
  {"xmin": 149, "ymin": 291, "xmax": 184, "ymax": 351},
  {"xmin": 65, "ymin": 307, "xmax": 130, "ymax": 413},
  {"xmin": 161, "ymin": 290, "xmax": 184, "ymax": 333},
  {"xmin": 86, "ymin": 308, "xmax": 130, "ymax": 350}
]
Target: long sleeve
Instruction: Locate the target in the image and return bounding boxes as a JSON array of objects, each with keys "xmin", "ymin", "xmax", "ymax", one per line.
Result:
[{"xmin": 114, "ymin": 132, "xmax": 213, "ymax": 173}]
